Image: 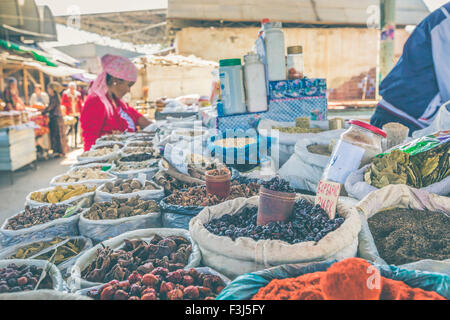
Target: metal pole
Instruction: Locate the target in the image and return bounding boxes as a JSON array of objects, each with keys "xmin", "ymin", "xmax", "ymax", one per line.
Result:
[{"xmin": 377, "ymin": 0, "xmax": 396, "ymax": 98}]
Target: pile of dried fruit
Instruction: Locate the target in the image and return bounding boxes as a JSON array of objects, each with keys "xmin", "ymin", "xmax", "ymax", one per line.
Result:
[
  {"xmin": 101, "ymin": 179, "xmax": 158, "ymax": 194},
  {"xmin": 0, "ymin": 263, "xmax": 53, "ymax": 293},
  {"xmin": 153, "ymin": 171, "xmax": 203, "ymax": 195},
  {"xmin": 251, "ymin": 258, "xmax": 446, "ymax": 300},
  {"xmin": 365, "ymin": 142, "xmax": 449, "ymax": 189},
  {"xmin": 84, "ymin": 197, "xmax": 160, "ymax": 220},
  {"xmin": 261, "ymin": 177, "xmax": 294, "ymax": 193},
  {"xmin": 4, "ymin": 205, "xmax": 78, "ymax": 230},
  {"xmin": 30, "ymin": 185, "xmax": 96, "ymax": 204},
  {"xmin": 205, "ymin": 199, "xmax": 344, "ymax": 243},
  {"xmin": 9, "ymin": 237, "xmax": 86, "ymax": 265},
  {"xmin": 120, "ymin": 153, "xmax": 157, "ymax": 163},
  {"xmin": 81, "ymin": 145, "xmax": 121, "ymax": 158},
  {"xmin": 55, "ymin": 167, "xmax": 111, "ymax": 183},
  {"xmin": 368, "ymin": 209, "xmax": 450, "ymax": 265},
  {"xmin": 81, "ymin": 235, "xmax": 192, "ymax": 283},
  {"xmin": 165, "ymin": 181, "xmax": 260, "ymax": 207}
]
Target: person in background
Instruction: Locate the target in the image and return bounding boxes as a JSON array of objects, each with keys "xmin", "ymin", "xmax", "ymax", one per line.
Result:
[
  {"xmin": 371, "ymin": 3, "xmax": 450, "ymax": 135},
  {"xmin": 2, "ymin": 77, "xmax": 25, "ymax": 111},
  {"xmin": 43, "ymin": 82, "xmax": 69, "ymax": 157},
  {"xmin": 29, "ymin": 84, "xmax": 49, "ymax": 107},
  {"xmin": 61, "ymin": 82, "xmax": 83, "ymax": 116},
  {"xmin": 81, "ymin": 54, "xmax": 152, "ymax": 151}
]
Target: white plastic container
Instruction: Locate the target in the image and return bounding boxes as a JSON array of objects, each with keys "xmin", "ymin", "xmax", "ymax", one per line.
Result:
[
  {"xmin": 244, "ymin": 53, "xmax": 268, "ymax": 113},
  {"xmin": 219, "ymin": 58, "xmax": 247, "ymax": 115},
  {"xmin": 286, "ymin": 46, "xmax": 305, "ymax": 79},
  {"xmin": 264, "ymin": 22, "xmax": 286, "ymax": 81}
]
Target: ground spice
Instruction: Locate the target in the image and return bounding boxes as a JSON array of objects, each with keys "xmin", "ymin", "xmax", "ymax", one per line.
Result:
[
  {"xmin": 368, "ymin": 209, "xmax": 450, "ymax": 265},
  {"xmin": 251, "ymin": 258, "xmax": 446, "ymax": 300}
]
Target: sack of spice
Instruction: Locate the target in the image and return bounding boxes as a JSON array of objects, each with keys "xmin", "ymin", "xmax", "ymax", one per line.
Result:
[
  {"xmin": 189, "ymin": 195, "xmax": 361, "ymax": 279},
  {"xmin": 50, "ymin": 166, "xmax": 116, "ymax": 187},
  {"xmin": 78, "ymin": 197, "xmax": 162, "ymax": 243},
  {"xmin": 109, "ymin": 158, "xmax": 159, "ymax": 180},
  {"xmin": 279, "ymin": 130, "xmax": 345, "ymax": 193},
  {"xmin": 25, "ymin": 185, "xmax": 96, "ymax": 209},
  {"xmin": 0, "ymin": 205, "xmax": 82, "ymax": 248},
  {"xmin": 94, "ymin": 178, "xmax": 165, "ymax": 203},
  {"xmin": 356, "ymin": 185, "xmax": 450, "ymax": 275},
  {"xmin": 159, "ymin": 181, "xmax": 261, "ymax": 230},
  {"xmin": 0, "ymin": 236, "xmax": 93, "ymax": 278},
  {"xmin": 216, "ymin": 258, "xmax": 449, "ymax": 300},
  {"xmin": 68, "ymin": 228, "xmax": 201, "ymax": 291},
  {"xmin": 345, "ymin": 131, "xmax": 450, "ymax": 200}
]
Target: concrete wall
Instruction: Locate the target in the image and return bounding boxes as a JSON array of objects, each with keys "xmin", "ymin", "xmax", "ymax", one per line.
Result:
[{"xmin": 175, "ymin": 27, "xmax": 411, "ymax": 100}]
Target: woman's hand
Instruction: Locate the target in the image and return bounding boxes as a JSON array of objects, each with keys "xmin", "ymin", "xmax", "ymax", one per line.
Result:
[{"xmin": 137, "ymin": 116, "xmax": 152, "ymax": 129}]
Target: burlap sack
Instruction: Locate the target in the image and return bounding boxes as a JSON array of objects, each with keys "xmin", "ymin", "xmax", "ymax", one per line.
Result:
[
  {"xmin": 189, "ymin": 195, "xmax": 361, "ymax": 279},
  {"xmin": 356, "ymin": 185, "xmax": 450, "ymax": 274}
]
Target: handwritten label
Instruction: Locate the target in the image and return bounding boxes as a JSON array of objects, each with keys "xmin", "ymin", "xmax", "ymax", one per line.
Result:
[{"xmin": 315, "ymin": 180, "xmax": 341, "ymax": 219}]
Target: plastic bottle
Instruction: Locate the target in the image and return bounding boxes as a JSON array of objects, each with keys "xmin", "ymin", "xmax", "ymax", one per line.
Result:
[
  {"xmin": 219, "ymin": 58, "xmax": 247, "ymax": 115},
  {"xmin": 244, "ymin": 53, "xmax": 268, "ymax": 113},
  {"xmin": 264, "ymin": 22, "xmax": 286, "ymax": 81}
]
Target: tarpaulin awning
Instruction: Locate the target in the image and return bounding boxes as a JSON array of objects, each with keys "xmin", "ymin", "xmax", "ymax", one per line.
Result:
[
  {"xmin": 0, "ymin": 39, "xmax": 57, "ymax": 67},
  {"xmin": 23, "ymin": 61, "xmax": 95, "ymax": 80}
]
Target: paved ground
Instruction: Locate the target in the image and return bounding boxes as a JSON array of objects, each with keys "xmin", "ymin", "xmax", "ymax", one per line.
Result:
[{"xmin": 0, "ymin": 149, "xmax": 82, "ymax": 225}]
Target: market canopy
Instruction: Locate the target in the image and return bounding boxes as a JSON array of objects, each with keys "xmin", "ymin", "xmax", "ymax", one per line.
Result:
[{"xmin": 168, "ymin": 0, "xmax": 431, "ymax": 26}]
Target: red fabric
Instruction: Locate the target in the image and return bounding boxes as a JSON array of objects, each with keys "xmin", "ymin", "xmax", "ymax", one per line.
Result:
[
  {"xmin": 80, "ymin": 95, "xmax": 143, "ymax": 151},
  {"xmin": 61, "ymin": 92, "xmax": 83, "ymax": 115}
]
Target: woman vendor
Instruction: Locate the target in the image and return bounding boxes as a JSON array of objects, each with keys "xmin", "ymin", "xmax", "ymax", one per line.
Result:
[
  {"xmin": 80, "ymin": 54, "xmax": 152, "ymax": 151},
  {"xmin": 42, "ymin": 82, "xmax": 69, "ymax": 157},
  {"xmin": 2, "ymin": 77, "xmax": 25, "ymax": 111}
]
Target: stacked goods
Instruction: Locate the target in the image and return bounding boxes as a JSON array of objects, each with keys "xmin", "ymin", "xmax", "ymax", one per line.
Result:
[
  {"xmin": 204, "ymin": 199, "xmax": 345, "ymax": 244},
  {"xmin": 84, "ymin": 197, "xmax": 160, "ymax": 221},
  {"xmin": 3, "ymin": 205, "xmax": 78, "ymax": 231},
  {"xmin": 367, "ymin": 209, "xmax": 449, "ymax": 266},
  {"xmin": 165, "ymin": 182, "xmax": 260, "ymax": 207},
  {"xmin": 29, "ymin": 185, "xmax": 96, "ymax": 204},
  {"xmin": 364, "ymin": 132, "xmax": 449, "ymax": 189},
  {"xmin": 81, "ymin": 145, "xmax": 121, "ymax": 158},
  {"xmin": 251, "ymin": 258, "xmax": 446, "ymax": 300},
  {"xmin": 0, "ymin": 263, "xmax": 53, "ymax": 293},
  {"xmin": 53, "ymin": 168, "xmax": 111, "ymax": 184},
  {"xmin": 84, "ymin": 268, "xmax": 226, "ymax": 300},
  {"xmin": 101, "ymin": 179, "xmax": 159, "ymax": 194},
  {"xmin": 81, "ymin": 236, "xmax": 192, "ymax": 283}
]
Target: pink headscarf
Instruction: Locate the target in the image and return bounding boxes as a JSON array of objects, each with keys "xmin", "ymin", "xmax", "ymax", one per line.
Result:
[{"xmin": 88, "ymin": 54, "xmax": 138, "ymax": 116}]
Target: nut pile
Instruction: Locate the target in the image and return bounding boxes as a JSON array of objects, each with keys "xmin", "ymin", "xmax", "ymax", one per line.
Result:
[
  {"xmin": 101, "ymin": 179, "xmax": 159, "ymax": 194},
  {"xmin": 120, "ymin": 153, "xmax": 157, "ymax": 162},
  {"xmin": 81, "ymin": 145, "xmax": 121, "ymax": 158},
  {"xmin": 86, "ymin": 268, "xmax": 225, "ymax": 300},
  {"xmin": 5, "ymin": 205, "xmax": 77, "ymax": 230},
  {"xmin": 55, "ymin": 168, "xmax": 111, "ymax": 183},
  {"xmin": 0, "ymin": 263, "xmax": 53, "ymax": 293},
  {"xmin": 30, "ymin": 185, "xmax": 96, "ymax": 203},
  {"xmin": 205, "ymin": 199, "xmax": 345, "ymax": 244},
  {"xmin": 81, "ymin": 235, "xmax": 192, "ymax": 283},
  {"xmin": 165, "ymin": 181, "xmax": 260, "ymax": 207},
  {"xmin": 84, "ymin": 197, "xmax": 160, "ymax": 220},
  {"xmin": 207, "ymin": 168, "xmax": 230, "ymax": 177},
  {"xmin": 261, "ymin": 177, "xmax": 295, "ymax": 193}
]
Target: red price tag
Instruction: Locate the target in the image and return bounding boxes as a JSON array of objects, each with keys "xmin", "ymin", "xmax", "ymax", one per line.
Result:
[{"xmin": 314, "ymin": 180, "xmax": 341, "ymax": 219}]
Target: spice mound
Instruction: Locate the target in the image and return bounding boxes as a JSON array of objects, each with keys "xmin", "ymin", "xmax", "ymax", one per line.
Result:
[
  {"xmin": 261, "ymin": 177, "xmax": 294, "ymax": 193},
  {"xmin": 30, "ymin": 185, "xmax": 96, "ymax": 203},
  {"xmin": 84, "ymin": 196, "xmax": 160, "ymax": 220},
  {"xmin": 86, "ymin": 268, "xmax": 225, "ymax": 300},
  {"xmin": 5, "ymin": 205, "xmax": 78, "ymax": 230},
  {"xmin": 252, "ymin": 258, "xmax": 446, "ymax": 300},
  {"xmin": 165, "ymin": 181, "xmax": 260, "ymax": 207},
  {"xmin": 368, "ymin": 208, "xmax": 450, "ymax": 265},
  {"xmin": 102, "ymin": 179, "xmax": 158, "ymax": 194},
  {"xmin": 205, "ymin": 199, "xmax": 344, "ymax": 244},
  {"xmin": 81, "ymin": 235, "xmax": 192, "ymax": 283},
  {"xmin": 55, "ymin": 167, "xmax": 111, "ymax": 183},
  {"xmin": 81, "ymin": 145, "xmax": 121, "ymax": 157},
  {"xmin": 0, "ymin": 263, "xmax": 53, "ymax": 293},
  {"xmin": 9, "ymin": 237, "xmax": 86, "ymax": 265}
]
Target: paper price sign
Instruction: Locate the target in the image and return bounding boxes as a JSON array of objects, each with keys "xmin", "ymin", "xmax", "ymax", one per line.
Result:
[{"xmin": 314, "ymin": 180, "xmax": 341, "ymax": 219}]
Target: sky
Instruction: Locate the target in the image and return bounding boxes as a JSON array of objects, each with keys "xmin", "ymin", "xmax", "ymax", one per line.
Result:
[{"xmin": 34, "ymin": 0, "xmax": 168, "ymax": 16}]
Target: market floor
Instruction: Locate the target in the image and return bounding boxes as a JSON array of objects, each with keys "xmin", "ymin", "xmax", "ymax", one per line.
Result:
[{"xmin": 0, "ymin": 149, "xmax": 83, "ymax": 225}]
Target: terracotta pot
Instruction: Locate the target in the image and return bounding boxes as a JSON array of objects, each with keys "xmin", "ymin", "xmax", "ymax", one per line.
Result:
[
  {"xmin": 205, "ymin": 169, "xmax": 231, "ymax": 198},
  {"xmin": 257, "ymin": 186, "xmax": 296, "ymax": 226}
]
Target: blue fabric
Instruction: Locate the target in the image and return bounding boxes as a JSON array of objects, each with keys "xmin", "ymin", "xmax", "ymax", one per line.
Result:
[
  {"xmin": 379, "ymin": 3, "xmax": 450, "ymax": 120},
  {"xmin": 216, "ymin": 260, "xmax": 450, "ymax": 300}
]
